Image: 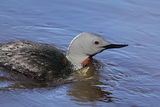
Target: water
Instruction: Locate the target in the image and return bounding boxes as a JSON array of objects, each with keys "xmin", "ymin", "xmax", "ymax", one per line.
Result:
[{"xmin": 0, "ymin": 0, "xmax": 160, "ymax": 107}]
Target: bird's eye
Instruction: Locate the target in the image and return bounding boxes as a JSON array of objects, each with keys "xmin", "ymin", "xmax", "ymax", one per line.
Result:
[{"xmin": 94, "ymin": 41, "xmax": 99, "ymax": 45}]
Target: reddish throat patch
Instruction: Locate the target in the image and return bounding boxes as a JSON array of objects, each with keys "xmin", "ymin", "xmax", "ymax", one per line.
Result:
[{"xmin": 81, "ymin": 57, "xmax": 92, "ymax": 67}]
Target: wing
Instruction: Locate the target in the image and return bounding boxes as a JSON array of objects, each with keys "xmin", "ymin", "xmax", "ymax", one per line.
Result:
[{"xmin": 0, "ymin": 41, "xmax": 73, "ymax": 81}]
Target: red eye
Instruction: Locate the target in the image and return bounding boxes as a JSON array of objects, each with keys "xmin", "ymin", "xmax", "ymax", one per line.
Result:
[{"xmin": 94, "ymin": 41, "xmax": 99, "ymax": 45}]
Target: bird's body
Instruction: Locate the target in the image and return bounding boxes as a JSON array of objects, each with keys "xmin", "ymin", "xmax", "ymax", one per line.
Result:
[
  {"xmin": 0, "ymin": 32, "xmax": 127, "ymax": 81},
  {"xmin": 0, "ymin": 40, "xmax": 73, "ymax": 81}
]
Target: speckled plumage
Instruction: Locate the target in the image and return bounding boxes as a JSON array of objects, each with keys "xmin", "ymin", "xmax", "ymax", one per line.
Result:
[{"xmin": 0, "ymin": 40, "xmax": 73, "ymax": 81}]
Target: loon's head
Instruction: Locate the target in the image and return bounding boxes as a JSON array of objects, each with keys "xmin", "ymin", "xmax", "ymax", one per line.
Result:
[{"xmin": 66, "ymin": 32, "xmax": 128, "ymax": 70}]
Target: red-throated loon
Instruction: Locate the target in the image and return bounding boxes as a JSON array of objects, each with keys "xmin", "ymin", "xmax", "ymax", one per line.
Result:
[{"xmin": 0, "ymin": 32, "xmax": 127, "ymax": 81}]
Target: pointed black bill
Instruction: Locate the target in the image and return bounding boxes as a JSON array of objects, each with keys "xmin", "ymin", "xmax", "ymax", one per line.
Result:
[{"xmin": 103, "ymin": 44, "xmax": 128, "ymax": 49}]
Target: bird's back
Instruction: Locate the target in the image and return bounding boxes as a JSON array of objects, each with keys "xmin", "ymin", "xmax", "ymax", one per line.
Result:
[{"xmin": 0, "ymin": 40, "xmax": 73, "ymax": 81}]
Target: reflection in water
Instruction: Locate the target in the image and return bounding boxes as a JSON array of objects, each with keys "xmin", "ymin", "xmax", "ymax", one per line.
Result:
[
  {"xmin": 68, "ymin": 80, "xmax": 113, "ymax": 103},
  {"xmin": 68, "ymin": 61, "xmax": 113, "ymax": 103}
]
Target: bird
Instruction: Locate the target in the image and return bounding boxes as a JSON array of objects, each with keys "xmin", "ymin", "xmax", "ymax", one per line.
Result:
[{"xmin": 0, "ymin": 32, "xmax": 127, "ymax": 81}]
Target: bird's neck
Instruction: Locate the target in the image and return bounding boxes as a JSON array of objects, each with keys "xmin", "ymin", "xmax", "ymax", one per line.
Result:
[{"xmin": 66, "ymin": 53, "xmax": 91, "ymax": 70}]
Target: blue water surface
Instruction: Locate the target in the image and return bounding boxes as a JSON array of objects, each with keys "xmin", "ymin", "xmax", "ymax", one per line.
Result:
[{"xmin": 0, "ymin": 0, "xmax": 160, "ymax": 107}]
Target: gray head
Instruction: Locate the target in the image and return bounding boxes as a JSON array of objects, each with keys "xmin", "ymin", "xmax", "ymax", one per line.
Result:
[{"xmin": 66, "ymin": 32, "xmax": 128, "ymax": 70}]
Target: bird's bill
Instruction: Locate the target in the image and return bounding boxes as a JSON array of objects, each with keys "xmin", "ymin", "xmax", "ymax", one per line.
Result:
[{"xmin": 103, "ymin": 44, "xmax": 128, "ymax": 49}]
